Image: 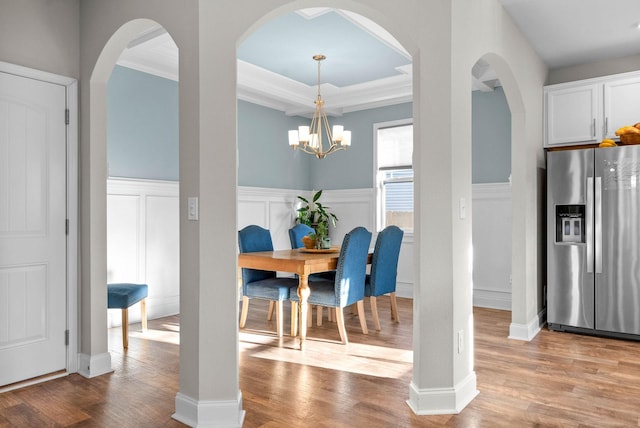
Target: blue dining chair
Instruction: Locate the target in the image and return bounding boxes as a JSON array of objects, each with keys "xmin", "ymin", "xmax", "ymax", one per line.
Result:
[
  {"xmin": 290, "ymin": 226, "xmax": 372, "ymax": 344},
  {"xmin": 365, "ymin": 225, "xmax": 404, "ymax": 330},
  {"xmin": 238, "ymin": 225, "xmax": 299, "ymax": 337},
  {"xmin": 288, "ymin": 223, "xmax": 315, "ymax": 249}
]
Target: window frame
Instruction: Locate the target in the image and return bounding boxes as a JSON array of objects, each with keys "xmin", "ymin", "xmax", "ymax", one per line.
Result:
[{"xmin": 373, "ymin": 118, "xmax": 414, "ymax": 234}]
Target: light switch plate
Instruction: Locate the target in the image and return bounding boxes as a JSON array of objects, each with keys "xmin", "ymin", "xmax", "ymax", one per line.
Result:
[{"xmin": 188, "ymin": 197, "xmax": 199, "ymax": 221}]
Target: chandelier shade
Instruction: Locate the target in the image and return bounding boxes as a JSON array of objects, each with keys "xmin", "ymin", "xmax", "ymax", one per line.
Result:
[{"xmin": 288, "ymin": 55, "xmax": 351, "ymax": 159}]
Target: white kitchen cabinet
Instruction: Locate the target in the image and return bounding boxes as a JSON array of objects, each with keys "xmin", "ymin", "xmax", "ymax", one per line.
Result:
[
  {"xmin": 544, "ymin": 71, "xmax": 640, "ymax": 147},
  {"xmin": 603, "ymin": 76, "xmax": 640, "ymax": 139},
  {"xmin": 545, "ymin": 83, "xmax": 601, "ymax": 146}
]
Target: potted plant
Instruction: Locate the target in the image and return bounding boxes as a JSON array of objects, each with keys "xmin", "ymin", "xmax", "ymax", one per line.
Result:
[{"xmin": 296, "ymin": 190, "xmax": 338, "ymax": 249}]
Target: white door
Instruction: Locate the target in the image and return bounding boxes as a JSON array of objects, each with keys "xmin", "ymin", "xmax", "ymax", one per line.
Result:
[{"xmin": 0, "ymin": 71, "xmax": 67, "ymax": 386}]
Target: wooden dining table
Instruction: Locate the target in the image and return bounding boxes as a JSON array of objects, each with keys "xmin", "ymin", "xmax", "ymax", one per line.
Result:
[{"xmin": 238, "ymin": 248, "xmax": 371, "ymax": 350}]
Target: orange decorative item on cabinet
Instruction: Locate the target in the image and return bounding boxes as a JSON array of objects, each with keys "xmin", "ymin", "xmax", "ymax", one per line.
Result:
[
  {"xmin": 616, "ymin": 123, "xmax": 640, "ymax": 144},
  {"xmin": 620, "ymin": 133, "xmax": 640, "ymax": 145}
]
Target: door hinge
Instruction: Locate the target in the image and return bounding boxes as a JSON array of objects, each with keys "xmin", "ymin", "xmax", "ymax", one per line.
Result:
[
  {"xmin": 65, "ymin": 330, "xmax": 69, "ymax": 346},
  {"xmin": 65, "ymin": 219, "xmax": 69, "ymax": 235},
  {"xmin": 65, "ymin": 108, "xmax": 69, "ymax": 125}
]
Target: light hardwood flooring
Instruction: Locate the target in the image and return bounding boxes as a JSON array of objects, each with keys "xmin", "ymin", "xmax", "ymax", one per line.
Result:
[{"xmin": 2, "ymin": 298, "xmax": 640, "ymax": 427}]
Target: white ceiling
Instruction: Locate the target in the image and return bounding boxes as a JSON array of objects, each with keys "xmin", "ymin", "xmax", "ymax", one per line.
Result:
[
  {"xmin": 501, "ymin": 0, "xmax": 640, "ymax": 70},
  {"xmin": 116, "ymin": 2, "xmax": 640, "ymax": 115}
]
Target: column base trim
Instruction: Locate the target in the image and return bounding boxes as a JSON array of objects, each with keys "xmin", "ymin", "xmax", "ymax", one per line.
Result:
[
  {"xmin": 77, "ymin": 352, "xmax": 113, "ymax": 378},
  {"xmin": 172, "ymin": 391, "xmax": 245, "ymax": 428},
  {"xmin": 406, "ymin": 372, "xmax": 478, "ymax": 415}
]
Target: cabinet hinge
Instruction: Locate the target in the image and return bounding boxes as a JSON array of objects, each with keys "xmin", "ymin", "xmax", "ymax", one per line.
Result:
[
  {"xmin": 65, "ymin": 330, "xmax": 69, "ymax": 346},
  {"xmin": 65, "ymin": 219, "xmax": 69, "ymax": 235},
  {"xmin": 65, "ymin": 108, "xmax": 69, "ymax": 125}
]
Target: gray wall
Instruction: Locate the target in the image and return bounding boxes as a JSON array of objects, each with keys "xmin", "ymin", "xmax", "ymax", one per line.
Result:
[
  {"xmin": 108, "ymin": 65, "xmax": 179, "ymax": 180},
  {"xmin": 472, "ymin": 87, "xmax": 511, "ymax": 183},
  {"xmin": 108, "ymin": 71, "xmax": 512, "ymax": 187},
  {"xmin": 0, "ymin": 0, "xmax": 79, "ymax": 78},
  {"xmin": 547, "ymin": 53, "xmax": 640, "ymax": 85}
]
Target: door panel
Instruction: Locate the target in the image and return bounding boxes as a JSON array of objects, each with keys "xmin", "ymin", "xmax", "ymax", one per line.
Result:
[
  {"xmin": 595, "ymin": 146, "xmax": 640, "ymax": 335},
  {"xmin": 547, "ymin": 149, "xmax": 595, "ymax": 329},
  {"xmin": 0, "ymin": 71, "xmax": 67, "ymax": 386}
]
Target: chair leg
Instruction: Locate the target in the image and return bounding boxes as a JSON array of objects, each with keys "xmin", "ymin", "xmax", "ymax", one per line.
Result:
[
  {"xmin": 291, "ymin": 301, "xmax": 298, "ymax": 337},
  {"xmin": 370, "ymin": 296, "xmax": 381, "ymax": 331},
  {"xmin": 316, "ymin": 305, "xmax": 323, "ymax": 326},
  {"xmin": 328, "ymin": 308, "xmax": 333, "ymax": 322},
  {"xmin": 335, "ymin": 307, "xmax": 348, "ymax": 345},
  {"xmin": 239, "ymin": 296, "xmax": 249, "ymax": 328},
  {"xmin": 307, "ymin": 304, "xmax": 313, "ymax": 327},
  {"xmin": 275, "ymin": 300, "xmax": 283, "ymax": 337},
  {"xmin": 140, "ymin": 298, "xmax": 148, "ymax": 332},
  {"xmin": 267, "ymin": 301, "xmax": 275, "ymax": 321},
  {"xmin": 121, "ymin": 308, "xmax": 129, "ymax": 349},
  {"xmin": 357, "ymin": 300, "xmax": 368, "ymax": 335},
  {"xmin": 390, "ymin": 292, "xmax": 400, "ymax": 323}
]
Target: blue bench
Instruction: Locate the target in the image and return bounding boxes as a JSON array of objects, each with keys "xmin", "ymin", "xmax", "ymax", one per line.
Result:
[{"xmin": 107, "ymin": 283, "xmax": 148, "ymax": 349}]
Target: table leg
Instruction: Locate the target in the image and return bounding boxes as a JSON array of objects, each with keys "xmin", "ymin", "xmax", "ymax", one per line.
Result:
[{"xmin": 297, "ymin": 274, "xmax": 310, "ymax": 350}]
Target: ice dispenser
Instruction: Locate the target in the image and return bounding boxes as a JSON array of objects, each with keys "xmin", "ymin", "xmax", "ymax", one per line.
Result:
[{"xmin": 555, "ymin": 205, "xmax": 585, "ymax": 244}]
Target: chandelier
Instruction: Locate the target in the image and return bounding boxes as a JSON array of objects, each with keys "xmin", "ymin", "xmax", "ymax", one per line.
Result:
[{"xmin": 288, "ymin": 55, "xmax": 351, "ymax": 159}]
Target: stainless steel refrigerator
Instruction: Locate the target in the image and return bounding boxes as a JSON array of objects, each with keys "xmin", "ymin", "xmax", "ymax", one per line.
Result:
[{"xmin": 547, "ymin": 145, "xmax": 640, "ymax": 339}]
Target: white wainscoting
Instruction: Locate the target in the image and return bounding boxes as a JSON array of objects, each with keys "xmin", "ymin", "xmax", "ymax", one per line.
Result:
[
  {"xmin": 472, "ymin": 182, "xmax": 512, "ymax": 310},
  {"xmin": 106, "ymin": 181, "xmax": 512, "ymax": 325},
  {"xmin": 107, "ymin": 178, "xmax": 180, "ymax": 327}
]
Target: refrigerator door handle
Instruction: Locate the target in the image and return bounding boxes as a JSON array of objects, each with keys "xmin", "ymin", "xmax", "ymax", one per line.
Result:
[
  {"xmin": 587, "ymin": 176, "xmax": 594, "ymax": 273},
  {"xmin": 595, "ymin": 176, "xmax": 603, "ymax": 273}
]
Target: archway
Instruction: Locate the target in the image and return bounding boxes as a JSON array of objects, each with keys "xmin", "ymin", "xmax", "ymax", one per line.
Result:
[
  {"xmin": 87, "ymin": 18, "xmax": 180, "ymax": 375},
  {"xmin": 470, "ymin": 52, "xmax": 540, "ymax": 340},
  {"xmin": 470, "ymin": 57, "xmax": 513, "ymax": 318}
]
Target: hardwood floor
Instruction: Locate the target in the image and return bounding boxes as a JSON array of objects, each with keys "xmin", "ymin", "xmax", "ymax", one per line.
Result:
[{"xmin": 2, "ymin": 298, "xmax": 640, "ymax": 427}]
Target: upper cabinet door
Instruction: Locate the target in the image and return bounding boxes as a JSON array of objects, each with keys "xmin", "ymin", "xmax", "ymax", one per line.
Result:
[
  {"xmin": 603, "ymin": 76, "xmax": 640, "ymax": 140},
  {"xmin": 545, "ymin": 83, "xmax": 601, "ymax": 147}
]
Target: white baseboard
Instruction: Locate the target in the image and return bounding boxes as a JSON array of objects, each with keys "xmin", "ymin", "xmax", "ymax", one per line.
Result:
[
  {"xmin": 509, "ymin": 308, "xmax": 546, "ymax": 341},
  {"xmin": 77, "ymin": 352, "xmax": 113, "ymax": 378},
  {"xmin": 396, "ymin": 281, "xmax": 413, "ymax": 299},
  {"xmin": 407, "ymin": 372, "xmax": 479, "ymax": 415},
  {"xmin": 473, "ymin": 289, "xmax": 511, "ymax": 311},
  {"xmin": 173, "ymin": 391, "xmax": 245, "ymax": 428}
]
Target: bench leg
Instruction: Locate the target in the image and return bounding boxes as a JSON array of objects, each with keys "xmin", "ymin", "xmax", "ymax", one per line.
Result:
[
  {"xmin": 121, "ymin": 308, "xmax": 129, "ymax": 349},
  {"xmin": 140, "ymin": 298, "xmax": 148, "ymax": 332}
]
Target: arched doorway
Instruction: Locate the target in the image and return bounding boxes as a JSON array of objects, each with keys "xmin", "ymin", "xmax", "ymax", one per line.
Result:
[
  {"xmin": 87, "ymin": 18, "xmax": 180, "ymax": 375},
  {"xmin": 471, "ymin": 52, "xmax": 542, "ymax": 341}
]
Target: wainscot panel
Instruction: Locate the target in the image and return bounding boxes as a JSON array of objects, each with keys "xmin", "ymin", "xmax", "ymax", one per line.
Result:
[{"xmin": 107, "ymin": 178, "xmax": 179, "ymax": 327}]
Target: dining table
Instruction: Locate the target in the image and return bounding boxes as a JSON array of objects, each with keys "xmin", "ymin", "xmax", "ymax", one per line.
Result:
[{"xmin": 238, "ymin": 247, "xmax": 371, "ymax": 350}]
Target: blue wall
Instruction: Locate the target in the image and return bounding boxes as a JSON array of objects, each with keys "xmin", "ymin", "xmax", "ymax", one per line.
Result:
[
  {"xmin": 310, "ymin": 103, "xmax": 413, "ymax": 190},
  {"xmin": 472, "ymin": 86, "xmax": 511, "ymax": 183},
  {"xmin": 107, "ymin": 67, "xmax": 511, "ymax": 187},
  {"xmin": 108, "ymin": 65, "xmax": 179, "ymax": 180},
  {"xmin": 237, "ymin": 100, "xmax": 312, "ymax": 189}
]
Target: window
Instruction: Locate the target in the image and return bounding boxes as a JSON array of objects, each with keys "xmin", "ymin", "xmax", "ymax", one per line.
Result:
[{"xmin": 375, "ymin": 120, "xmax": 413, "ymax": 232}]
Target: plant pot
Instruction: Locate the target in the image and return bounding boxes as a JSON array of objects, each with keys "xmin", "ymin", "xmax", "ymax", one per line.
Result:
[
  {"xmin": 302, "ymin": 235, "xmax": 316, "ymax": 249},
  {"xmin": 320, "ymin": 237, "xmax": 331, "ymax": 249}
]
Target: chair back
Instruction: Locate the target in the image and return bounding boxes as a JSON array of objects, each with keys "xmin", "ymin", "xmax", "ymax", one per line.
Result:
[
  {"xmin": 289, "ymin": 223, "xmax": 314, "ymax": 249},
  {"xmin": 369, "ymin": 225, "xmax": 404, "ymax": 296},
  {"xmin": 238, "ymin": 225, "xmax": 276, "ymax": 285},
  {"xmin": 334, "ymin": 227, "xmax": 372, "ymax": 307}
]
